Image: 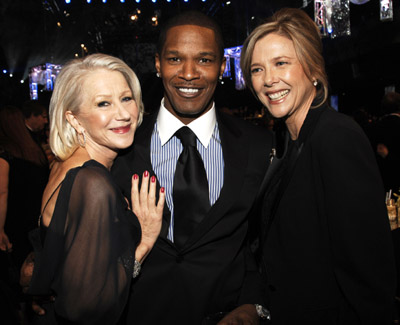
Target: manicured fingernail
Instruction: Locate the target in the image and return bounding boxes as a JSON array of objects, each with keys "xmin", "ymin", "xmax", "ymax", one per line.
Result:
[
  {"xmin": 161, "ymin": 187, "xmax": 165, "ymax": 193},
  {"xmin": 133, "ymin": 174, "xmax": 138, "ymax": 180},
  {"xmin": 151, "ymin": 176, "xmax": 156, "ymax": 183},
  {"xmin": 144, "ymin": 171, "xmax": 149, "ymax": 177}
]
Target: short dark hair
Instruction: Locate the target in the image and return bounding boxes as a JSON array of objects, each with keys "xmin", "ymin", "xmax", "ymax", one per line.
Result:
[
  {"xmin": 156, "ymin": 10, "xmax": 224, "ymax": 60},
  {"xmin": 381, "ymin": 92, "xmax": 400, "ymax": 115},
  {"xmin": 21, "ymin": 100, "xmax": 47, "ymax": 118}
]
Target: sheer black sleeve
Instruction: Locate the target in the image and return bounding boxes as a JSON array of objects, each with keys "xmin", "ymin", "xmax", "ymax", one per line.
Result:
[{"xmin": 29, "ymin": 161, "xmax": 141, "ymax": 324}]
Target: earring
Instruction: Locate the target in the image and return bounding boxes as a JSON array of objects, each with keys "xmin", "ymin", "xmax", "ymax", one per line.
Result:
[
  {"xmin": 219, "ymin": 75, "xmax": 223, "ymax": 81},
  {"xmin": 313, "ymin": 80, "xmax": 318, "ymax": 87},
  {"xmin": 156, "ymin": 72, "xmax": 160, "ymax": 78},
  {"xmin": 77, "ymin": 131, "xmax": 86, "ymax": 147}
]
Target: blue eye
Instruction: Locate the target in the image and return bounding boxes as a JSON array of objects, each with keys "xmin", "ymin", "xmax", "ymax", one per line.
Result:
[{"xmin": 122, "ymin": 96, "xmax": 133, "ymax": 102}]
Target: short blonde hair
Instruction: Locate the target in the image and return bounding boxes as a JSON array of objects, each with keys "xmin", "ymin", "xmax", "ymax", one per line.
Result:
[
  {"xmin": 49, "ymin": 53, "xmax": 144, "ymax": 160},
  {"xmin": 241, "ymin": 8, "xmax": 328, "ymax": 108}
]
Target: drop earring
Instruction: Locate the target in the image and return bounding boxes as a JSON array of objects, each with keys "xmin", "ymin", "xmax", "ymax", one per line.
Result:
[{"xmin": 77, "ymin": 131, "xmax": 86, "ymax": 147}]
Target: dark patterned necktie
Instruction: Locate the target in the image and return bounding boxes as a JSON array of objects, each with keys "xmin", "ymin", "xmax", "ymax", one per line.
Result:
[{"xmin": 173, "ymin": 126, "xmax": 210, "ymax": 248}]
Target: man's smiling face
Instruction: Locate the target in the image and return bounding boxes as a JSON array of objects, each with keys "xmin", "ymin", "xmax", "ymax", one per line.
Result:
[{"xmin": 155, "ymin": 24, "xmax": 226, "ymax": 124}]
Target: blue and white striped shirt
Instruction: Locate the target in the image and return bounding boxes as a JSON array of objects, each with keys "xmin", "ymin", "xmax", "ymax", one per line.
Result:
[{"xmin": 150, "ymin": 101, "xmax": 224, "ymax": 241}]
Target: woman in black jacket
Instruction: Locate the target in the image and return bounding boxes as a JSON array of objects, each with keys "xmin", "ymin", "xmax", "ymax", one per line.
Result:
[{"xmin": 241, "ymin": 8, "xmax": 396, "ymax": 324}]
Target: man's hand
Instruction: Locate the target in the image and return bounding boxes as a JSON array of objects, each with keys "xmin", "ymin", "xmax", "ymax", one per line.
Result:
[
  {"xmin": 32, "ymin": 299, "xmax": 46, "ymax": 316},
  {"xmin": 20, "ymin": 252, "xmax": 35, "ymax": 291},
  {"xmin": 20, "ymin": 252, "xmax": 54, "ymax": 315},
  {"xmin": 0, "ymin": 230, "xmax": 12, "ymax": 251},
  {"xmin": 30, "ymin": 295, "xmax": 56, "ymax": 316},
  {"xmin": 217, "ymin": 304, "xmax": 259, "ymax": 325},
  {"xmin": 377, "ymin": 143, "xmax": 389, "ymax": 158}
]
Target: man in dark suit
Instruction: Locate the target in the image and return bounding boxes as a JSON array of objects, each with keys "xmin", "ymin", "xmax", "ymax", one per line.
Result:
[
  {"xmin": 22, "ymin": 100, "xmax": 48, "ymax": 147},
  {"xmin": 112, "ymin": 11, "xmax": 272, "ymax": 325},
  {"xmin": 372, "ymin": 92, "xmax": 400, "ymax": 193}
]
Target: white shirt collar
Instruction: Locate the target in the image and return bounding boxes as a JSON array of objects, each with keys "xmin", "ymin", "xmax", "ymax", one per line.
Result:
[
  {"xmin": 25, "ymin": 123, "xmax": 33, "ymax": 132},
  {"xmin": 157, "ymin": 98, "xmax": 217, "ymax": 148}
]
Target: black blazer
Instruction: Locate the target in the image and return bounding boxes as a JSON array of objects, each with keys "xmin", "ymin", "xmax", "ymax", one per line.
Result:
[
  {"xmin": 260, "ymin": 104, "xmax": 396, "ymax": 324},
  {"xmin": 112, "ymin": 108, "xmax": 273, "ymax": 324}
]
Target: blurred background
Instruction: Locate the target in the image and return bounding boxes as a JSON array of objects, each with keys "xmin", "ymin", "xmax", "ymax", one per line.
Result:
[{"xmin": 0, "ymin": 0, "xmax": 399, "ymax": 118}]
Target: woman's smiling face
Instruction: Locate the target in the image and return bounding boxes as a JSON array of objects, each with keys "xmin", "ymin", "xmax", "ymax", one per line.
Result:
[
  {"xmin": 250, "ymin": 32, "xmax": 316, "ymax": 131},
  {"xmin": 73, "ymin": 69, "xmax": 139, "ymax": 156}
]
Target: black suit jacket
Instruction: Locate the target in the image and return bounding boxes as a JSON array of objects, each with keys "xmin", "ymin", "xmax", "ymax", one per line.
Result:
[
  {"xmin": 260, "ymin": 104, "xmax": 396, "ymax": 324},
  {"xmin": 112, "ymin": 108, "xmax": 273, "ymax": 324},
  {"xmin": 370, "ymin": 114, "xmax": 400, "ymax": 192}
]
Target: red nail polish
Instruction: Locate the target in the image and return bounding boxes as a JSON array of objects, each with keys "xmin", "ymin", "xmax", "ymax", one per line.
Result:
[
  {"xmin": 133, "ymin": 174, "xmax": 138, "ymax": 180},
  {"xmin": 144, "ymin": 171, "xmax": 149, "ymax": 177},
  {"xmin": 151, "ymin": 176, "xmax": 156, "ymax": 183},
  {"xmin": 161, "ymin": 187, "xmax": 165, "ymax": 193}
]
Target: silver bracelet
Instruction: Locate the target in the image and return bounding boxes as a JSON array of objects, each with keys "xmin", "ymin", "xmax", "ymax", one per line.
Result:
[
  {"xmin": 254, "ymin": 304, "xmax": 271, "ymax": 320},
  {"xmin": 132, "ymin": 259, "xmax": 141, "ymax": 278}
]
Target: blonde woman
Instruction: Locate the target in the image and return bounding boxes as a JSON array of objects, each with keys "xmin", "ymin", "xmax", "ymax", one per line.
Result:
[
  {"xmin": 27, "ymin": 54, "xmax": 165, "ymax": 324},
  {"xmin": 241, "ymin": 8, "xmax": 395, "ymax": 324}
]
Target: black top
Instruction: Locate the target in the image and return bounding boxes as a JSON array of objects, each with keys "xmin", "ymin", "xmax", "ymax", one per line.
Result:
[
  {"xmin": 0, "ymin": 149, "xmax": 49, "ymax": 268},
  {"xmin": 260, "ymin": 104, "xmax": 396, "ymax": 324},
  {"xmin": 28, "ymin": 160, "xmax": 141, "ymax": 325}
]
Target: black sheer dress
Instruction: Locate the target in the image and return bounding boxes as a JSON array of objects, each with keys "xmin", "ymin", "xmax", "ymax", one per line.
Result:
[{"xmin": 28, "ymin": 160, "xmax": 141, "ymax": 324}]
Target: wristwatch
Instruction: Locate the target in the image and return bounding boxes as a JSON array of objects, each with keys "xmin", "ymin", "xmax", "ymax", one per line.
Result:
[{"xmin": 254, "ymin": 304, "xmax": 271, "ymax": 321}]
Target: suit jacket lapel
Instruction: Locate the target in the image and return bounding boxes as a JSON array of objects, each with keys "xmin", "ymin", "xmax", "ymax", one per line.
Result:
[
  {"xmin": 133, "ymin": 112, "xmax": 157, "ymax": 168},
  {"xmin": 256, "ymin": 153, "xmax": 282, "ymax": 209},
  {"xmin": 262, "ymin": 106, "xmax": 325, "ymax": 239}
]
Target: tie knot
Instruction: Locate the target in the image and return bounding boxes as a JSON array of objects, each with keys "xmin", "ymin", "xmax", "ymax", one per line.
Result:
[{"xmin": 175, "ymin": 126, "xmax": 197, "ymax": 147}]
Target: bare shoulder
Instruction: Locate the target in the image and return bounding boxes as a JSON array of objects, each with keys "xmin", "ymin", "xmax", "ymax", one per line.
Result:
[
  {"xmin": 46, "ymin": 151, "xmax": 89, "ymax": 194},
  {"xmin": 41, "ymin": 149, "xmax": 91, "ymax": 226}
]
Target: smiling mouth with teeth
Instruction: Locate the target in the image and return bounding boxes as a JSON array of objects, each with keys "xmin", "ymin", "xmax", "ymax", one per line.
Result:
[
  {"xmin": 178, "ymin": 88, "xmax": 199, "ymax": 94},
  {"xmin": 268, "ymin": 90, "xmax": 289, "ymax": 101}
]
